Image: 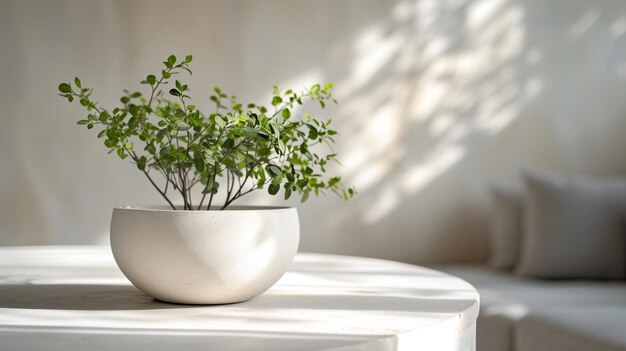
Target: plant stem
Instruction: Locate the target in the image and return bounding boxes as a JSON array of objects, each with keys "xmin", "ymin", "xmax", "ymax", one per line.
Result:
[
  {"xmin": 197, "ymin": 192, "xmax": 206, "ymax": 210},
  {"xmin": 179, "ymin": 168, "xmax": 188, "ymax": 210},
  {"xmin": 221, "ymin": 185, "xmax": 257, "ymax": 210},
  {"xmin": 185, "ymin": 169, "xmax": 193, "ymax": 209},
  {"xmin": 142, "ymin": 170, "xmax": 176, "ymax": 210},
  {"xmin": 206, "ymin": 166, "xmax": 218, "ymax": 210}
]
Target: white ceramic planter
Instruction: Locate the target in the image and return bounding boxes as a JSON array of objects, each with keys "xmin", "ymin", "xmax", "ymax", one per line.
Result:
[{"xmin": 110, "ymin": 206, "xmax": 299, "ymax": 304}]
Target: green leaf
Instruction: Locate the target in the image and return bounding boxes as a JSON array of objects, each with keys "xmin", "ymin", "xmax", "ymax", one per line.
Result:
[
  {"xmin": 99, "ymin": 111, "xmax": 109, "ymax": 122},
  {"xmin": 169, "ymin": 88, "xmax": 181, "ymax": 97},
  {"xmin": 222, "ymin": 138, "xmax": 235, "ymax": 148},
  {"xmin": 128, "ymin": 117, "xmax": 139, "ymax": 128},
  {"xmin": 301, "ymin": 192, "xmax": 310, "ymax": 203},
  {"xmin": 116, "ymin": 148, "xmax": 127, "ymax": 159},
  {"xmin": 202, "ymin": 186, "xmax": 217, "ymax": 195},
  {"xmin": 297, "ymin": 178, "xmax": 308, "ymax": 188},
  {"xmin": 284, "ymin": 187, "xmax": 292, "ymax": 200},
  {"xmin": 215, "ymin": 115, "xmax": 226, "ymax": 127},
  {"xmin": 201, "ymin": 181, "xmax": 219, "ymax": 195},
  {"xmin": 271, "ymin": 176, "xmax": 282, "ymax": 185},
  {"xmin": 74, "ymin": 77, "xmax": 82, "ymax": 88},
  {"xmin": 185, "ymin": 55, "xmax": 193, "ymax": 63},
  {"xmin": 268, "ymin": 183, "xmax": 280, "ymax": 195},
  {"xmin": 267, "ymin": 164, "xmax": 281, "ymax": 177},
  {"xmin": 146, "ymin": 75, "xmax": 156, "ymax": 85},
  {"xmin": 194, "ymin": 157, "xmax": 205, "ymax": 171},
  {"xmin": 307, "ymin": 124, "xmax": 318, "ymax": 139},
  {"xmin": 128, "ymin": 104, "xmax": 139, "ymax": 116},
  {"xmin": 271, "ymin": 96, "xmax": 282, "ymax": 106},
  {"xmin": 166, "ymin": 55, "xmax": 176, "ymax": 68},
  {"xmin": 58, "ymin": 83, "xmax": 71, "ymax": 94},
  {"xmin": 281, "ymin": 108, "xmax": 291, "ymax": 119},
  {"xmin": 311, "ymin": 84, "xmax": 320, "ymax": 94}
]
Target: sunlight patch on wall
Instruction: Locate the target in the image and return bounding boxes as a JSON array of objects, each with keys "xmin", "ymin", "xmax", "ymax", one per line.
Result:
[
  {"xmin": 402, "ymin": 146, "xmax": 466, "ymax": 194},
  {"xmin": 421, "ymin": 36, "xmax": 450, "ymax": 62},
  {"xmin": 569, "ymin": 8, "xmax": 600, "ymax": 39},
  {"xmin": 610, "ymin": 17, "xmax": 626, "ymax": 37},
  {"xmin": 412, "ymin": 79, "xmax": 450, "ymax": 122},
  {"xmin": 282, "ymin": 0, "xmax": 541, "ymax": 231},
  {"xmin": 524, "ymin": 77, "xmax": 543, "ymax": 97},
  {"xmin": 466, "ymin": 0, "xmax": 507, "ymax": 30},
  {"xmin": 362, "ymin": 187, "xmax": 400, "ymax": 224},
  {"xmin": 414, "ymin": 0, "xmax": 440, "ymax": 31},
  {"xmin": 476, "ymin": 104, "xmax": 520, "ymax": 134},
  {"xmin": 429, "ymin": 114, "xmax": 456, "ymax": 136},
  {"xmin": 352, "ymin": 23, "xmax": 403, "ymax": 86},
  {"xmin": 352, "ymin": 146, "xmax": 406, "ymax": 192},
  {"xmin": 341, "ymin": 88, "xmax": 404, "ymax": 176}
]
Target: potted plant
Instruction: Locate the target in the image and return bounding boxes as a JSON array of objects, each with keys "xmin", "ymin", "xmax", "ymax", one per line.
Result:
[{"xmin": 58, "ymin": 54, "xmax": 353, "ymax": 304}]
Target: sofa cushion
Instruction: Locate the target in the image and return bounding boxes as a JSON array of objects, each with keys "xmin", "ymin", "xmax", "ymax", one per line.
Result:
[
  {"xmin": 488, "ymin": 186, "xmax": 524, "ymax": 270},
  {"xmin": 516, "ymin": 172, "xmax": 626, "ymax": 279},
  {"xmin": 517, "ymin": 307, "xmax": 626, "ymax": 351},
  {"xmin": 436, "ymin": 265, "xmax": 626, "ymax": 351}
]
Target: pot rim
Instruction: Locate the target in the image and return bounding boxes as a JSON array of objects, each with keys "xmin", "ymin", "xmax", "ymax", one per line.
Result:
[{"xmin": 113, "ymin": 205, "xmax": 294, "ymax": 212}]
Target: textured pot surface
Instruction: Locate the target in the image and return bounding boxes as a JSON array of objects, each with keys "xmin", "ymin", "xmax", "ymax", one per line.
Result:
[{"xmin": 110, "ymin": 206, "xmax": 299, "ymax": 304}]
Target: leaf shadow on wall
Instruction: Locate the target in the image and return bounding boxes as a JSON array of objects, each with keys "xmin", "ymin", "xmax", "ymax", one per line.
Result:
[{"xmin": 283, "ymin": 0, "xmax": 626, "ymax": 263}]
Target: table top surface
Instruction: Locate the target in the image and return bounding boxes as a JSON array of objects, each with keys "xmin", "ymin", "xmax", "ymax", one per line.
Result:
[{"xmin": 0, "ymin": 246, "xmax": 479, "ymax": 351}]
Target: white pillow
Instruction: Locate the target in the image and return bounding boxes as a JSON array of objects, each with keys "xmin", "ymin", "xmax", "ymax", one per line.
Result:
[
  {"xmin": 516, "ymin": 172, "xmax": 626, "ymax": 279},
  {"xmin": 488, "ymin": 186, "xmax": 524, "ymax": 270}
]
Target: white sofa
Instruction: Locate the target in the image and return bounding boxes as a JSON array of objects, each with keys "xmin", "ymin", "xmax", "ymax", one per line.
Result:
[
  {"xmin": 437, "ymin": 264, "xmax": 626, "ymax": 351},
  {"xmin": 438, "ymin": 172, "xmax": 626, "ymax": 350}
]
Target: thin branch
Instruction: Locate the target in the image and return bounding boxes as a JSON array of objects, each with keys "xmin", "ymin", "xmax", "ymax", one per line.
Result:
[
  {"xmin": 221, "ymin": 185, "xmax": 257, "ymax": 210},
  {"xmin": 142, "ymin": 170, "xmax": 176, "ymax": 210},
  {"xmin": 206, "ymin": 165, "xmax": 218, "ymax": 210},
  {"xmin": 197, "ymin": 191, "xmax": 207, "ymax": 210}
]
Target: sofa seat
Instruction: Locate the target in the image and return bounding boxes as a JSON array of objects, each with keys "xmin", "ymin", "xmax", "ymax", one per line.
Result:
[
  {"xmin": 517, "ymin": 307, "xmax": 626, "ymax": 351},
  {"xmin": 436, "ymin": 265, "xmax": 626, "ymax": 351}
]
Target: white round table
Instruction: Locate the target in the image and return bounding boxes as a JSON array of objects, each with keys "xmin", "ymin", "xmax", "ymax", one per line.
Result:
[{"xmin": 0, "ymin": 246, "xmax": 479, "ymax": 351}]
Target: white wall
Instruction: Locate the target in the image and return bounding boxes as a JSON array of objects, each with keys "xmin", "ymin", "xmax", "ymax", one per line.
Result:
[{"xmin": 2, "ymin": 0, "xmax": 626, "ymax": 263}]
